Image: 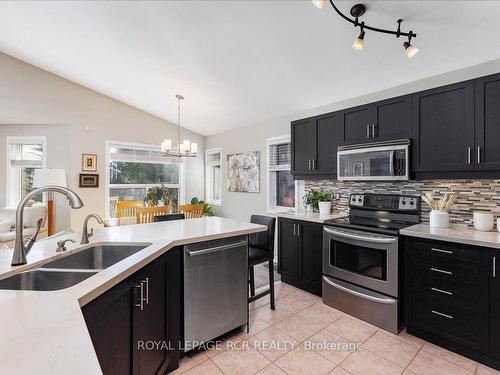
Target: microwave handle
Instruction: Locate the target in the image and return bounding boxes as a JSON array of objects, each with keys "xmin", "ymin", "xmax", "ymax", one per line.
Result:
[
  {"xmin": 324, "ymin": 227, "xmax": 397, "ymax": 244},
  {"xmin": 389, "ymin": 150, "xmax": 395, "ymax": 176}
]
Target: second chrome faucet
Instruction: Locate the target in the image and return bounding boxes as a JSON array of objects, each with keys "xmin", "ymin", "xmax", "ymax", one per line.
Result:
[{"xmin": 81, "ymin": 214, "xmax": 105, "ymax": 244}]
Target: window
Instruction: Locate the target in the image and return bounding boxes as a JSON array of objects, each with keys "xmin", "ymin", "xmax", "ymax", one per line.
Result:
[
  {"xmin": 106, "ymin": 142, "xmax": 183, "ymax": 217},
  {"xmin": 267, "ymin": 136, "xmax": 296, "ymax": 212},
  {"xmin": 205, "ymin": 147, "xmax": 222, "ymax": 205},
  {"xmin": 6, "ymin": 136, "xmax": 46, "ymax": 207}
]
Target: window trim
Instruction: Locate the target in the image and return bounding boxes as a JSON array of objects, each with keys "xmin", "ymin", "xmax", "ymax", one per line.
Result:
[
  {"xmin": 205, "ymin": 147, "xmax": 222, "ymax": 206},
  {"xmin": 5, "ymin": 135, "xmax": 47, "ymax": 207},
  {"xmin": 105, "ymin": 140, "xmax": 184, "ymax": 218},
  {"xmin": 266, "ymin": 135, "xmax": 297, "ymax": 213}
]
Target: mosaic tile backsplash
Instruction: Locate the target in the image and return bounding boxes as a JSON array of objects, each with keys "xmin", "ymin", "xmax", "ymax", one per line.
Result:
[{"xmin": 305, "ymin": 179, "xmax": 500, "ymax": 226}]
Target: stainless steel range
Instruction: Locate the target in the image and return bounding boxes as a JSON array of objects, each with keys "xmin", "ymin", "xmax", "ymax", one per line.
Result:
[{"xmin": 322, "ymin": 193, "xmax": 420, "ymax": 334}]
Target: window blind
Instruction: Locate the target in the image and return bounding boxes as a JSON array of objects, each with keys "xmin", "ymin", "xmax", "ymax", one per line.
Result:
[
  {"xmin": 9, "ymin": 141, "xmax": 44, "ymax": 168},
  {"xmin": 206, "ymin": 149, "xmax": 221, "ymax": 167},
  {"xmin": 269, "ymin": 142, "xmax": 291, "ymax": 171},
  {"xmin": 109, "ymin": 143, "xmax": 174, "ymax": 164}
]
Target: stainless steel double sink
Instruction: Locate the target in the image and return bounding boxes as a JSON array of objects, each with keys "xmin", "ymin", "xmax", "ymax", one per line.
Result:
[{"xmin": 0, "ymin": 243, "xmax": 149, "ymax": 291}]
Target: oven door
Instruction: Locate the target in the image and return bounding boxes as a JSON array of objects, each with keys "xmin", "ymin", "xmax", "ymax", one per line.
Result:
[{"xmin": 322, "ymin": 226, "xmax": 398, "ymax": 297}]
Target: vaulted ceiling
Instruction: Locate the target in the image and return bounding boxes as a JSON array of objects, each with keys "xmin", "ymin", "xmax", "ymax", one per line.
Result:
[{"xmin": 0, "ymin": 1, "xmax": 499, "ymax": 135}]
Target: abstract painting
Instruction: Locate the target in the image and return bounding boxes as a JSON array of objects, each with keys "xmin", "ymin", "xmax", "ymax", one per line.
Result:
[{"xmin": 226, "ymin": 151, "xmax": 260, "ymax": 193}]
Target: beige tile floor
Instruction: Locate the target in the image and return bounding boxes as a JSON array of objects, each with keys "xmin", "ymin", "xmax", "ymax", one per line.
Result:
[{"xmin": 171, "ymin": 282, "xmax": 500, "ymax": 375}]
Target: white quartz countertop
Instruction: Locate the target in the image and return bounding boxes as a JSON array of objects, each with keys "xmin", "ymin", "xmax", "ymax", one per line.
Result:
[
  {"xmin": 401, "ymin": 223, "xmax": 500, "ymax": 249},
  {"xmin": 0, "ymin": 217, "xmax": 265, "ymax": 375},
  {"xmin": 275, "ymin": 210, "xmax": 348, "ymax": 223}
]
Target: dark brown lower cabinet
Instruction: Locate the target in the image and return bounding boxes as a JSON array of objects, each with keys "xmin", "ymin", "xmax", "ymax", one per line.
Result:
[
  {"xmin": 82, "ymin": 248, "xmax": 181, "ymax": 375},
  {"xmin": 404, "ymin": 237, "xmax": 500, "ymax": 370},
  {"xmin": 278, "ymin": 218, "xmax": 322, "ymax": 296}
]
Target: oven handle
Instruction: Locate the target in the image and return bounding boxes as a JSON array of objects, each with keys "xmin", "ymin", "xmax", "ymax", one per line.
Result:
[
  {"xmin": 324, "ymin": 227, "xmax": 397, "ymax": 244},
  {"xmin": 323, "ymin": 276, "xmax": 396, "ymax": 304}
]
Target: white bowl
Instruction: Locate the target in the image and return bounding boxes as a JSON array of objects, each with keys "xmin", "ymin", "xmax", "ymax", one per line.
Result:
[{"xmin": 474, "ymin": 211, "xmax": 494, "ymax": 231}]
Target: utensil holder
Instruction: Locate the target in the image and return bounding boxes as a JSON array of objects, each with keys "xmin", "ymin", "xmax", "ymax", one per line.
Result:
[{"xmin": 430, "ymin": 210, "xmax": 449, "ymax": 228}]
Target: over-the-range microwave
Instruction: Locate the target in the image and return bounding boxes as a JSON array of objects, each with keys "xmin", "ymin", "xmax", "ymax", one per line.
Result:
[{"xmin": 337, "ymin": 139, "xmax": 410, "ymax": 181}]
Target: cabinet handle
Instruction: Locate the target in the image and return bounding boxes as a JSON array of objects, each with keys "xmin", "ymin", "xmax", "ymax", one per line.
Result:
[
  {"xmin": 431, "ymin": 310, "xmax": 453, "ymax": 319},
  {"xmin": 312, "ymin": 159, "xmax": 316, "ymax": 170},
  {"xmin": 297, "ymin": 224, "xmax": 301, "ymax": 237},
  {"xmin": 467, "ymin": 146, "xmax": 472, "ymax": 164},
  {"xmin": 293, "ymin": 224, "xmax": 296, "ymax": 236},
  {"xmin": 367, "ymin": 125, "xmax": 370, "ymax": 138},
  {"xmin": 135, "ymin": 282, "xmax": 145, "ymax": 311},
  {"xmin": 494, "ymin": 256, "xmax": 496, "ymax": 278},
  {"xmin": 308, "ymin": 160, "xmax": 311, "ymax": 170},
  {"xmin": 144, "ymin": 277, "xmax": 149, "ymax": 305},
  {"xmin": 477, "ymin": 146, "xmax": 481, "ymax": 164},
  {"xmin": 431, "ymin": 287, "xmax": 453, "ymax": 296},
  {"xmin": 431, "ymin": 247, "xmax": 453, "ymax": 255},
  {"xmin": 430, "ymin": 267, "xmax": 453, "ymax": 275},
  {"xmin": 372, "ymin": 124, "xmax": 376, "ymax": 138}
]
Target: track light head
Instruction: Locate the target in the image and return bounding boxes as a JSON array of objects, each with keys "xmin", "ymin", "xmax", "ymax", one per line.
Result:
[
  {"xmin": 312, "ymin": 0, "xmax": 325, "ymax": 9},
  {"xmin": 352, "ymin": 29, "xmax": 365, "ymax": 50},
  {"xmin": 403, "ymin": 32, "xmax": 419, "ymax": 58}
]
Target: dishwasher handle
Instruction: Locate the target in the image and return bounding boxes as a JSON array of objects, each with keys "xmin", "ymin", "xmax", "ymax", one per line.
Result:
[{"xmin": 185, "ymin": 240, "xmax": 247, "ymax": 256}]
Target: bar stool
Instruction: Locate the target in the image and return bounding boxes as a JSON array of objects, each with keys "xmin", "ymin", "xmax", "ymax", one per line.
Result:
[{"xmin": 248, "ymin": 215, "xmax": 276, "ymax": 310}]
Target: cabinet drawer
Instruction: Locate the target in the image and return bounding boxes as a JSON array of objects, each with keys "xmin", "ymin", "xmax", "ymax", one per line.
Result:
[
  {"xmin": 409, "ymin": 256, "xmax": 487, "ymax": 290},
  {"xmin": 406, "ymin": 239, "xmax": 479, "ymax": 262},
  {"xmin": 412, "ymin": 295, "xmax": 488, "ymax": 350},
  {"xmin": 410, "ymin": 277, "xmax": 488, "ymax": 310}
]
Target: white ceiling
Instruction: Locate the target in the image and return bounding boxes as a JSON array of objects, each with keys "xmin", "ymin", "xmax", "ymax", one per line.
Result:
[{"xmin": 1, "ymin": 1, "xmax": 500, "ymax": 136}]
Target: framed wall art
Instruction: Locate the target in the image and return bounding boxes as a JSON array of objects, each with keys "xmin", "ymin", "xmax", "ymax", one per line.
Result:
[
  {"xmin": 82, "ymin": 153, "xmax": 97, "ymax": 171},
  {"xmin": 79, "ymin": 173, "xmax": 99, "ymax": 188}
]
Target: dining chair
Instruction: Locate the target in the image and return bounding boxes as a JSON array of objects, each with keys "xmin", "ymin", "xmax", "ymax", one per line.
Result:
[
  {"xmin": 248, "ymin": 215, "xmax": 276, "ymax": 310},
  {"xmin": 136, "ymin": 205, "xmax": 173, "ymax": 224},
  {"xmin": 115, "ymin": 201, "xmax": 143, "ymax": 219},
  {"xmin": 178, "ymin": 204, "xmax": 204, "ymax": 219},
  {"xmin": 153, "ymin": 213, "xmax": 185, "ymax": 222}
]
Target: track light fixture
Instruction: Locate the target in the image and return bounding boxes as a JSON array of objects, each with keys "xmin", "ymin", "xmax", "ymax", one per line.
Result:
[
  {"xmin": 313, "ymin": 1, "xmax": 419, "ymax": 58},
  {"xmin": 312, "ymin": 0, "xmax": 325, "ymax": 9},
  {"xmin": 403, "ymin": 32, "xmax": 419, "ymax": 59},
  {"xmin": 352, "ymin": 23, "xmax": 365, "ymax": 50}
]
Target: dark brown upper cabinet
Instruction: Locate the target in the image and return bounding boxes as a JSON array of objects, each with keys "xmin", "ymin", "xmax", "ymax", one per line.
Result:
[
  {"xmin": 412, "ymin": 81, "xmax": 475, "ymax": 173},
  {"xmin": 475, "ymin": 73, "xmax": 500, "ymax": 171},
  {"xmin": 340, "ymin": 95, "xmax": 412, "ymax": 145},
  {"xmin": 291, "ymin": 113, "xmax": 339, "ymax": 177},
  {"xmin": 291, "ymin": 118, "xmax": 316, "ymax": 175}
]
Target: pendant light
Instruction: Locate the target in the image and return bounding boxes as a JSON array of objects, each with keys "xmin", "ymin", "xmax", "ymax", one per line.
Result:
[{"xmin": 161, "ymin": 95, "xmax": 198, "ymax": 158}]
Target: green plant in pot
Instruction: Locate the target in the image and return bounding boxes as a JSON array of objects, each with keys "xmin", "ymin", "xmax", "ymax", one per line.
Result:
[
  {"xmin": 303, "ymin": 188, "xmax": 332, "ymax": 214},
  {"xmin": 190, "ymin": 197, "xmax": 215, "ymax": 217}
]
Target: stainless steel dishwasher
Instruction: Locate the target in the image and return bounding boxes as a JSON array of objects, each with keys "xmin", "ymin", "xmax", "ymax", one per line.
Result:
[{"xmin": 183, "ymin": 235, "xmax": 248, "ymax": 351}]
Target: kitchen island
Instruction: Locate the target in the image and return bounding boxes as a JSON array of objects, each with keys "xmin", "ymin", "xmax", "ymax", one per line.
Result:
[{"xmin": 0, "ymin": 217, "xmax": 265, "ymax": 375}]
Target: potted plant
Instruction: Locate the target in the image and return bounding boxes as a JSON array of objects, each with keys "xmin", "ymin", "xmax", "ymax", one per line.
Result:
[
  {"xmin": 146, "ymin": 186, "xmax": 163, "ymax": 206},
  {"xmin": 190, "ymin": 197, "xmax": 215, "ymax": 216},
  {"xmin": 303, "ymin": 188, "xmax": 332, "ymax": 215}
]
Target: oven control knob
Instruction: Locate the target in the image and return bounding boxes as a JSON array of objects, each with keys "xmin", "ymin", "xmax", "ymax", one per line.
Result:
[
  {"xmin": 409, "ymin": 200, "xmax": 414, "ymax": 206},
  {"xmin": 402, "ymin": 200, "xmax": 406, "ymax": 205}
]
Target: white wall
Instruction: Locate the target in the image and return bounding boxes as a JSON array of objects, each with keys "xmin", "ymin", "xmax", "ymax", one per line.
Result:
[
  {"xmin": 206, "ymin": 57, "xmax": 500, "ymax": 221},
  {"xmin": 0, "ymin": 52, "xmax": 205, "ymax": 231}
]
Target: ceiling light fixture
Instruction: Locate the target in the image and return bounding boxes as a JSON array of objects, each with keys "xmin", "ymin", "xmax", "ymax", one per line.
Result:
[
  {"xmin": 161, "ymin": 95, "xmax": 198, "ymax": 158},
  {"xmin": 314, "ymin": 1, "xmax": 419, "ymax": 58},
  {"xmin": 403, "ymin": 32, "xmax": 419, "ymax": 58},
  {"xmin": 312, "ymin": 0, "xmax": 325, "ymax": 9},
  {"xmin": 352, "ymin": 23, "xmax": 365, "ymax": 50}
]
